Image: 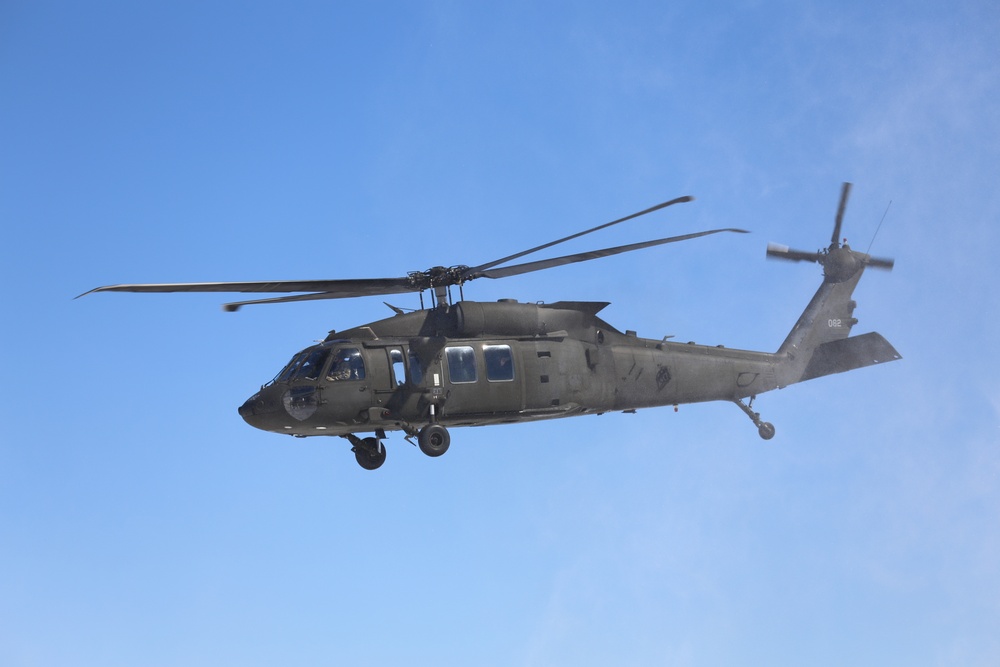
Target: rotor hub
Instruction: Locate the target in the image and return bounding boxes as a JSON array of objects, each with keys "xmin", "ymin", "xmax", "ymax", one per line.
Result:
[{"xmin": 822, "ymin": 246, "xmax": 861, "ymax": 283}]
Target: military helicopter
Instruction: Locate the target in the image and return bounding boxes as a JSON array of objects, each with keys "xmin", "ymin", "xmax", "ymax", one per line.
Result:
[{"xmin": 81, "ymin": 183, "xmax": 900, "ymax": 470}]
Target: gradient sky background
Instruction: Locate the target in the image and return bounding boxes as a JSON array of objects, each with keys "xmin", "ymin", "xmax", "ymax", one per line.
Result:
[{"xmin": 2, "ymin": 2, "xmax": 999, "ymax": 665}]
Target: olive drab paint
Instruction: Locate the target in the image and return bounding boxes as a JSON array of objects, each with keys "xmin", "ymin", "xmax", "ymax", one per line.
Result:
[{"xmin": 83, "ymin": 184, "xmax": 900, "ymax": 470}]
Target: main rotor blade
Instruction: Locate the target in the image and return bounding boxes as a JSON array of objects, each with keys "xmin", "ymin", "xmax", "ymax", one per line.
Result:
[
  {"xmin": 831, "ymin": 182, "xmax": 852, "ymax": 246},
  {"xmin": 78, "ymin": 277, "xmax": 416, "ymax": 299},
  {"xmin": 463, "ymin": 195, "xmax": 694, "ymax": 278},
  {"xmin": 471, "ymin": 228, "xmax": 747, "ymax": 280},
  {"xmin": 221, "ymin": 290, "xmax": 409, "ymax": 312}
]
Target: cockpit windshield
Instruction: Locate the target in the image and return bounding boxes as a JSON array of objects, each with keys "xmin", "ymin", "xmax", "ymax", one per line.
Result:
[
  {"xmin": 274, "ymin": 347, "xmax": 329, "ymax": 383},
  {"xmin": 273, "ymin": 346, "xmax": 365, "ymax": 384},
  {"xmin": 275, "ymin": 352, "xmax": 307, "ymax": 383},
  {"xmin": 293, "ymin": 348, "xmax": 330, "ymax": 381}
]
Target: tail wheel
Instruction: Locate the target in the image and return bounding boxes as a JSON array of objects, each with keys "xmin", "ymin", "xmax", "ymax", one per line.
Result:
[{"xmin": 418, "ymin": 424, "xmax": 451, "ymax": 457}]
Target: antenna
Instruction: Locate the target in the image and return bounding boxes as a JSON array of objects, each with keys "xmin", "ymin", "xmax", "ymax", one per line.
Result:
[{"xmin": 866, "ymin": 200, "xmax": 892, "ymax": 255}]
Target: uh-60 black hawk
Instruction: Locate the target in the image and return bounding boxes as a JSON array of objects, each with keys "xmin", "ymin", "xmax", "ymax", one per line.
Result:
[{"xmin": 82, "ymin": 183, "xmax": 900, "ymax": 470}]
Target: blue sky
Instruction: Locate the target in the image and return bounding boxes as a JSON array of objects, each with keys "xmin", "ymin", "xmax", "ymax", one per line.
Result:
[{"xmin": 2, "ymin": 1, "xmax": 999, "ymax": 665}]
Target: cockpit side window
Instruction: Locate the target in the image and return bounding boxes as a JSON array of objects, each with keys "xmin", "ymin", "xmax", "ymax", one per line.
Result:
[
  {"xmin": 293, "ymin": 348, "xmax": 330, "ymax": 381},
  {"xmin": 326, "ymin": 348, "xmax": 366, "ymax": 381}
]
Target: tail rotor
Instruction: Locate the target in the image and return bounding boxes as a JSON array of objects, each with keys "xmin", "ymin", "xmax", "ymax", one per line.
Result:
[{"xmin": 766, "ymin": 182, "xmax": 895, "ymax": 282}]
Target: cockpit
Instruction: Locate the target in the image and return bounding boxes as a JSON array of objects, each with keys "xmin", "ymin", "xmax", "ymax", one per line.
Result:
[{"xmin": 272, "ymin": 343, "xmax": 366, "ymax": 384}]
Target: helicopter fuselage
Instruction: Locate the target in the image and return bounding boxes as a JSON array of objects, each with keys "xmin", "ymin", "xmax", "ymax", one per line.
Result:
[{"xmin": 237, "ymin": 299, "xmax": 781, "ymax": 438}]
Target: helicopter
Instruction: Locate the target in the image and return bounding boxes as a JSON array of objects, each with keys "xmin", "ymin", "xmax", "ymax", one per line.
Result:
[{"xmin": 81, "ymin": 183, "xmax": 900, "ymax": 470}]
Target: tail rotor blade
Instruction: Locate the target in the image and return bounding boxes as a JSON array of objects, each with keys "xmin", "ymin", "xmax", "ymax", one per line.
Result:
[
  {"xmin": 831, "ymin": 182, "xmax": 852, "ymax": 246},
  {"xmin": 766, "ymin": 242, "xmax": 823, "ymax": 263},
  {"xmin": 866, "ymin": 255, "xmax": 895, "ymax": 270}
]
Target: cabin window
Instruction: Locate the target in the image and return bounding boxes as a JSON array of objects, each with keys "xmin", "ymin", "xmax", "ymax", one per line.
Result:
[
  {"xmin": 484, "ymin": 344, "xmax": 514, "ymax": 382},
  {"xmin": 326, "ymin": 348, "xmax": 366, "ymax": 381},
  {"xmin": 293, "ymin": 348, "xmax": 330, "ymax": 381},
  {"xmin": 446, "ymin": 346, "xmax": 477, "ymax": 384},
  {"xmin": 408, "ymin": 351, "xmax": 424, "ymax": 386},
  {"xmin": 390, "ymin": 348, "xmax": 406, "ymax": 386}
]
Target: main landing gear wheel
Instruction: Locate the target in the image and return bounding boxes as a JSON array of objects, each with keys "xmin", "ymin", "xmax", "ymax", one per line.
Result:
[
  {"xmin": 354, "ymin": 436, "xmax": 386, "ymax": 470},
  {"xmin": 418, "ymin": 424, "xmax": 450, "ymax": 457}
]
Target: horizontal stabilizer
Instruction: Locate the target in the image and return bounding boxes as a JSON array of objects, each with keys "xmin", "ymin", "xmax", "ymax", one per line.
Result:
[{"xmin": 800, "ymin": 332, "xmax": 901, "ymax": 382}]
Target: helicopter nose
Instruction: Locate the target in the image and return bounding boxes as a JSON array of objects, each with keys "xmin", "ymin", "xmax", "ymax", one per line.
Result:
[
  {"xmin": 238, "ymin": 396, "xmax": 255, "ymax": 419},
  {"xmin": 238, "ymin": 391, "xmax": 271, "ymax": 429}
]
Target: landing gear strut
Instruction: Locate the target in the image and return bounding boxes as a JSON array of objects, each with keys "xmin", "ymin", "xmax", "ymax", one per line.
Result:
[{"xmin": 733, "ymin": 396, "xmax": 775, "ymax": 440}]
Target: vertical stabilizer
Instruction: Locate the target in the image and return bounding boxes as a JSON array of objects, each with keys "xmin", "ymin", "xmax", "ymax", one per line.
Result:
[{"xmin": 775, "ymin": 269, "xmax": 863, "ymax": 386}]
